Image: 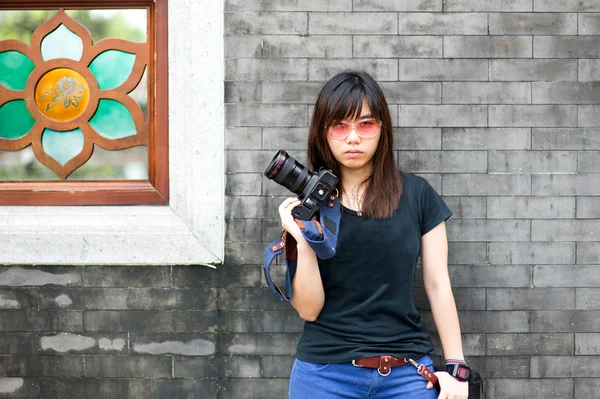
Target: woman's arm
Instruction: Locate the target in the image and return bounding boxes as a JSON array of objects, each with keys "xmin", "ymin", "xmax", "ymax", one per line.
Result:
[
  {"xmin": 278, "ymin": 198, "xmax": 325, "ymax": 322},
  {"xmin": 421, "ymin": 221, "xmax": 464, "ymax": 361}
]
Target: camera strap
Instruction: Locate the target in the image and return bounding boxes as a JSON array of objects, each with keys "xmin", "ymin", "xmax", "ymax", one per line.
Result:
[{"xmin": 263, "ymin": 195, "xmax": 341, "ymax": 302}]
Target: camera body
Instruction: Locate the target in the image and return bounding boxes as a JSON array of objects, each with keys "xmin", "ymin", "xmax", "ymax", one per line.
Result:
[{"xmin": 264, "ymin": 150, "xmax": 338, "ymax": 221}]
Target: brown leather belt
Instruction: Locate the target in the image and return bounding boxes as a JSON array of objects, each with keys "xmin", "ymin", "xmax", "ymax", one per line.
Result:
[{"xmin": 352, "ymin": 355, "xmax": 439, "ymax": 387}]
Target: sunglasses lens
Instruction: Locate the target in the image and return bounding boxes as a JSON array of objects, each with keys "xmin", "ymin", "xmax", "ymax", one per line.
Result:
[
  {"xmin": 329, "ymin": 123, "xmax": 350, "ymax": 139},
  {"xmin": 357, "ymin": 119, "xmax": 380, "ymax": 137}
]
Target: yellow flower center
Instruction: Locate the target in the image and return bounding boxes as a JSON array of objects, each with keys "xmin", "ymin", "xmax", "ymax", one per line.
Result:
[{"xmin": 35, "ymin": 68, "xmax": 90, "ymax": 122}]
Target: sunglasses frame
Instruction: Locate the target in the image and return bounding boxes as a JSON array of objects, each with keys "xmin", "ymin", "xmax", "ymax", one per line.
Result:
[{"xmin": 326, "ymin": 118, "xmax": 382, "ymax": 140}]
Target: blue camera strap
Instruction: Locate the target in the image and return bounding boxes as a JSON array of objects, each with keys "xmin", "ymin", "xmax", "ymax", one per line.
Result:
[{"xmin": 263, "ymin": 196, "xmax": 341, "ymax": 302}]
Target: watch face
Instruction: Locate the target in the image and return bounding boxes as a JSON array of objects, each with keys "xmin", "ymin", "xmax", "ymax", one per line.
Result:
[
  {"xmin": 457, "ymin": 366, "xmax": 470, "ymax": 380},
  {"xmin": 447, "ymin": 363, "xmax": 471, "ymax": 381}
]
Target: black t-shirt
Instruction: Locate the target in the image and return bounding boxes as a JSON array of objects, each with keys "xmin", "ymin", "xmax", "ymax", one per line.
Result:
[{"xmin": 295, "ymin": 173, "xmax": 453, "ymax": 363}]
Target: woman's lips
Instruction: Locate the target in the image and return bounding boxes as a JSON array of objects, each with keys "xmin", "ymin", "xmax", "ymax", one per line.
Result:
[{"xmin": 345, "ymin": 150, "xmax": 363, "ymax": 158}]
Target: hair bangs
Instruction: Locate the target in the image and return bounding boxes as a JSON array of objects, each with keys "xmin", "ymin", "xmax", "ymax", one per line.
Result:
[{"xmin": 324, "ymin": 82, "xmax": 366, "ymax": 127}]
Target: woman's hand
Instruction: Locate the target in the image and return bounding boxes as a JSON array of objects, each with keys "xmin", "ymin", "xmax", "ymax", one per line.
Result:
[
  {"xmin": 426, "ymin": 371, "xmax": 468, "ymax": 399},
  {"xmin": 278, "ymin": 197, "xmax": 304, "ymax": 241}
]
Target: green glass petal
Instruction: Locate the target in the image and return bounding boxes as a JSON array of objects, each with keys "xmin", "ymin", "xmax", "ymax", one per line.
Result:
[
  {"xmin": 42, "ymin": 128, "xmax": 84, "ymax": 166},
  {"xmin": 89, "ymin": 50, "xmax": 136, "ymax": 90},
  {"xmin": 0, "ymin": 51, "xmax": 35, "ymax": 90},
  {"xmin": 0, "ymin": 100, "xmax": 35, "ymax": 139},
  {"xmin": 40, "ymin": 24, "xmax": 83, "ymax": 61},
  {"xmin": 89, "ymin": 99, "xmax": 136, "ymax": 139}
]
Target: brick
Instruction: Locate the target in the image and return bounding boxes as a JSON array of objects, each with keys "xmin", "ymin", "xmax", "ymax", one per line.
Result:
[
  {"xmin": 466, "ymin": 356, "xmax": 530, "ymax": 378},
  {"xmin": 36, "ymin": 288, "xmax": 127, "ymax": 310},
  {"xmin": 226, "ymin": 0, "xmax": 352, "ymax": 11},
  {"xmin": 226, "ymin": 195, "xmax": 270, "ymax": 220},
  {"xmin": 398, "ymin": 13, "xmax": 487, "ymax": 34},
  {"xmin": 445, "ymin": 36, "xmax": 532, "ymax": 58},
  {"xmin": 220, "ymin": 333, "xmax": 300, "ymax": 355},
  {"xmin": 489, "ymin": 105, "xmax": 577, "ymax": 127},
  {"xmin": 260, "ymin": 82, "xmax": 321, "ymax": 104},
  {"xmin": 533, "ymin": 174, "xmax": 600, "ymax": 196},
  {"xmin": 262, "ymin": 311, "xmax": 304, "ymax": 332},
  {"xmin": 447, "ymin": 220, "xmax": 530, "ymax": 242},
  {"xmin": 0, "ymin": 334, "xmax": 37, "ymax": 354},
  {"xmin": 490, "ymin": 59, "xmax": 577, "ymax": 81},
  {"xmin": 380, "ymin": 82, "xmax": 441, "ymax": 104},
  {"xmin": 394, "ymin": 128, "xmax": 441, "ymax": 150},
  {"xmin": 225, "ymin": 12, "xmax": 307, "ymax": 35},
  {"xmin": 532, "ymin": 310, "xmax": 600, "ymax": 332},
  {"xmin": 225, "ymin": 82, "xmax": 261, "ymax": 103},
  {"xmin": 444, "ymin": 0, "xmax": 532, "ymax": 11},
  {"xmin": 308, "ymin": 59, "xmax": 398, "ymax": 81},
  {"xmin": 535, "ymin": 0, "xmax": 600, "ymax": 11},
  {"xmin": 535, "ymin": 36, "xmax": 600, "ymax": 58},
  {"xmin": 489, "ymin": 242, "xmax": 575, "ymax": 264},
  {"xmin": 155, "ymin": 379, "xmax": 217, "ymax": 399},
  {"xmin": 0, "ymin": 378, "xmax": 40, "ymax": 398},
  {"xmin": 0, "ymin": 288, "xmax": 38, "ymax": 309},
  {"xmin": 577, "ymin": 289, "xmax": 600, "ymax": 310},
  {"xmin": 0, "ymin": 311, "xmax": 83, "ymax": 332},
  {"xmin": 83, "ymin": 267, "xmax": 169, "ymax": 288},
  {"xmin": 443, "ymin": 82, "xmax": 531, "ymax": 104},
  {"xmin": 219, "ymin": 378, "xmax": 288, "ymax": 399},
  {"xmin": 39, "ymin": 332, "xmax": 128, "ymax": 355},
  {"xmin": 226, "ymin": 219, "xmax": 261, "ymax": 242},
  {"xmin": 576, "ymin": 333, "xmax": 600, "ymax": 354},
  {"xmin": 85, "ymin": 356, "xmax": 171, "ymax": 378},
  {"xmin": 580, "ymin": 13, "xmax": 600, "ymax": 34},
  {"xmin": 488, "ymin": 288, "xmax": 575, "ymax": 310},
  {"xmin": 226, "ymin": 59, "xmax": 308, "ymax": 82},
  {"xmin": 532, "ymin": 220, "xmax": 600, "ymax": 241},
  {"xmin": 533, "ymin": 82, "xmax": 600, "ymax": 104},
  {"xmin": 442, "ymin": 174, "xmax": 531, "ymax": 196},
  {"xmin": 221, "ymin": 355, "xmax": 262, "ymax": 378},
  {"xmin": 173, "ymin": 356, "xmax": 220, "ymax": 378},
  {"xmin": 261, "ymin": 219, "xmax": 282, "ymax": 243},
  {"xmin": 0, "ymin": 266, "xmax": 81, "ymax": 287},
  {"xmin": 225, "ymin": 241, "xmax": 264, "ymax": 264},
  {"xmin": 397, "ymin": 151, "xmax": 487, "ymax": 173},
  {"xmin": 486, "ymin": 379, "xmax": 573, "ymax": 399},
  {"xmin": 488, "ymin": 151, "xmax": 577, "ymax": 174},
  {"xmin": 442, "ymin": 128, "xmax": 531, "ymax": 150},
  {"xmin": 39, "ymin": 378, "xmax": 129, "ymax": 399},
  {"xmin": 489, "ymin": 13, "xmax": 577, "ymax": 35},
  {"xmin": 535, "ymin": 265, "xmax": 600, "ymax": 287},
  {"xmin": 398, "ymin": 105, "xmax": 487, "ymax": 127},
  {"xmin": 430, "ymin": 334, "xmax": 485, "ymax": 356},
  {"xmin": 579, "ymin": 60, "xmax": 600, "ymax": 81},
  {"xmin": 416, "ymin": 173, "xmax": 442, "ymax": 192},
  {"xmin": 575, "ymin": 378, "xmax": 600, "ymax": 399},
  {"xmin": 354, "ymin": 0, "xmax": 442, "ymax": 11},
  {"xmin": 0, "ymin": 355, "xmax": 83, "ymax": 377},
  {"xmin": 487, "ymin": 333, "xmax": 574, "ymax": 355},
  {"xmin": 487, "ymin": 197, "xmax": 575, "ymax": 219},
  {"xmin": 449, "ymin": 265, "xmax": 531, "ymax": 287},
  {"xmin": 226, "ymin": 174, "xmax": 262, "ymax": 196},
  {"xmin": 225, "ymin": 36, "xmax": 262, "ymax": 57},
  {"xmin": 400, "ymin": 59, "xmax": 488, "ymax": 81},
  {"xmin": 130, "ymin": 333, "xmax": 216, "ymax": 356},
  {"xmin": 443, "ymin": 197, "xmax": 487, "ymax": 219},
  {"xmin": 353, "ymin": 36, "xmax": 442, "ymax": 58},
  {"xmin": 448, "ymin": 243, "xmax": 487, "ymax": 264},
  {"xmin": 263, "ymin": 35, "xmax": 352, "ymax": 58},
  {"xmin": 84, "ymin": 311, "xmax": 172, "ymax": 333},
  {"xmin": 127, "ymin": 288, "xmax": 217, "ymax": 311},
  {"xmin": 261, "ymin": 355, "xmax": 295, "ymax": 378},
  {"xmin": 226, "ymin": 104, "xmax": 307, "ymax": 127},
  {"xmin": 532, "ymin": 356, "xmax": 600, "ymax": 377},
  {"xmin": 171, "ymin": 311, "xmax": 220, "ymax": 333},
  {"xmin": 309, "ymin": 12, "xmax": 397, "ymax": 34},
  {"xmin": 579, "ymin": 151, "xmax": 600, "ymax": 173},
  {"xmin": 172, "ymin": 266, "xmax": 219, "ymax": 288},
  {"xmin": 262, "ymin": 128, "xmax": 308, "ymax": 150},
  {"xmin": 219, "ymin": 311, "xmax": 263, "ymax": 332},
  {"xmin": 532, "ymin": 128, "xmax": 600, "ymax": 150},
  {"xmin": 219, "ymin": 287, "xmax": 289, "ymax": 311},
  {"xmin": 226, "ymin": 127, "xmax": 261, "ymax": 150},
  {"xmin": 578, "ymin": 197, "xmax": 600, "ymax": 219},
  {"xmin": 577, "ymin": 243, "xmax": 600, "ymax": 264},
  {"xmin": 579, "ymin": 105, "xmax": 600, "ymax": 127}
]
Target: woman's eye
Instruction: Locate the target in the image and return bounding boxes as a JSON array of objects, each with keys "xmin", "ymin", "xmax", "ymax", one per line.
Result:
[{"xmin": 359, "ymin": 120, "xmax": 375, "ymax": 127}]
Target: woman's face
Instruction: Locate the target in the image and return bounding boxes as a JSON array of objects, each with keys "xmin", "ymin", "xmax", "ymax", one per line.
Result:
[{"xmin": 326, "ymin": 100, "xmax": 381, "ymax": 173}]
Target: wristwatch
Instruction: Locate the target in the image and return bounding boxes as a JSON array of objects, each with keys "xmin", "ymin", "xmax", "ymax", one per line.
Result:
[{"xmin": 445, "ymin": 363, "xmax": 471, "ymax": 382}]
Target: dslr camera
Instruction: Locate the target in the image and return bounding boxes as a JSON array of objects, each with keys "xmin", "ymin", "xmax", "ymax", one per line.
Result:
[{"xmin": 264, "ymin": 150, "xmax": 338, "ymax": 221}]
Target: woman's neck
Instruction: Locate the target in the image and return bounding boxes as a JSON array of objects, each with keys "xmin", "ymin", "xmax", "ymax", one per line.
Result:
[{"xmin": 339, "ymin": 164, "xmax": 372, "ymax": 211}]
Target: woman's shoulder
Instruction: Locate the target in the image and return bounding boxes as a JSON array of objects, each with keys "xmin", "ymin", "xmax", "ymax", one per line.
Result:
[{"xmin": 401, "ymin": 173, "xmax": 431, "ymax": 192}]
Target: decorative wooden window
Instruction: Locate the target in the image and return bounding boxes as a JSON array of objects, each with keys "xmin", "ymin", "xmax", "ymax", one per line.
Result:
[{"xmin": 0, "ymin": 1, "xmax": 168, "ymax": 205}]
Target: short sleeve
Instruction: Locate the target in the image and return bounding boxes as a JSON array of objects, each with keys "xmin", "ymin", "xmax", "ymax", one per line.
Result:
[{"xmin": 419, "ymin": 178, "xmax": 452, "ymax": 236}]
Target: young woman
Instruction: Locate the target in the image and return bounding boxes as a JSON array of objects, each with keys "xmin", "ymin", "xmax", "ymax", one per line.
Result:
[{"xmin": 278, "ymin": 71, "xmax": 469, "ymax": 399}]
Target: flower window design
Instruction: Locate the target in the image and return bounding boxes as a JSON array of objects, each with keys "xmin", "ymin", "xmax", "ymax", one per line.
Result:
[{"xmin": 0, "ymin": 9, "xmax": 149, "ymax": 180}]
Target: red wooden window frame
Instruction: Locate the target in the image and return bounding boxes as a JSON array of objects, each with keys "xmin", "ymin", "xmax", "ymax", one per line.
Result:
[{"xmin": 0, "ymin": 0, "xmax": 168, "ymax": 205}]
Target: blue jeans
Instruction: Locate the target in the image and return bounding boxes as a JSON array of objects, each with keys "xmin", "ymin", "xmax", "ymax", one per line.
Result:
[{"xmin": 289, "ymin": 355, "xmax": 438, "ymax": 399}]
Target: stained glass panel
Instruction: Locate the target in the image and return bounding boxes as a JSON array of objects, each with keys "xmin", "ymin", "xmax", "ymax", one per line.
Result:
[
  {"xmin": 89, "ymin": 99, "xmax": 137, "ymax": 139},
  {"xmin": 89, "ymin": 50, "xmax": 136, "ymax": 90},
  {"xmin": 40, "ymin": 24, "xmax": 83, "ymax": 61},
  {"xmin": 41, "ymin": 128, "xmax": 85, "ymax": 166},
  {"xmin": 0, "ymin": 100, "xmax": 35, "ymax": 139},
  {"xmin": 0, "ymin": 51, "xmax": 35, "ymax": 90}
]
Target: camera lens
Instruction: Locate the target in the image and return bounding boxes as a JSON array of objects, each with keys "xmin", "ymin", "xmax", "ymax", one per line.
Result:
[{"xmin": 264, "ymin": 150, "xmax": 312, "ymax": 196}]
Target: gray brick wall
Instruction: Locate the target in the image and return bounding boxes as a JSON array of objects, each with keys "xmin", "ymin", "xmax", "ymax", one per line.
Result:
[{"xmin": 1, "ymin": 2, "xmax": 599, "ymax": 399}]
